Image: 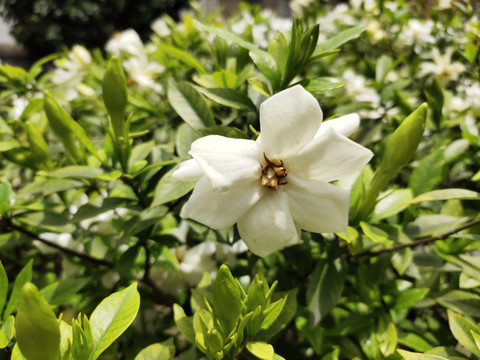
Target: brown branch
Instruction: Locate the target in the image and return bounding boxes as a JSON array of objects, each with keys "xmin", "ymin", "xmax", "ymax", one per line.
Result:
[
  {"xmin": 3, "ymin": 218, "xmax": 113, "ymax": 267},
  {"xmin": 347, "ymin": 218, "xmax": 480, "ymax": 261}
]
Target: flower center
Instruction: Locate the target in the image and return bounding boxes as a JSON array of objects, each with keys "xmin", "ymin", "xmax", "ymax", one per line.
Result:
[{"xmin": 261, "ymin": 153, "xmax": 288, "ymax": 190}]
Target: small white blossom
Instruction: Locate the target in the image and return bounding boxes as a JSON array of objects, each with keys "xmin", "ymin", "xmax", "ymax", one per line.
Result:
[
  {"xmin": 106, "ymin": 29, "xmax": 144, "ymax": 57},
  {"xmin": 123, "ymin": 54, "xmax": 165, "ymax": 93},
  {"xmin": 397, "ymin": 19, "xmax": 436, "ymax": 52},
  {"xmin": 151, "ymin": 17, "xmax": 171, "ymax": 37},
  {"xmin": 418, "ymin": 48, "xmax": 466, "ymax": 85},
  {"xmin": 173, "ymin": 86, "xmax": 373, "ymax": 257}
]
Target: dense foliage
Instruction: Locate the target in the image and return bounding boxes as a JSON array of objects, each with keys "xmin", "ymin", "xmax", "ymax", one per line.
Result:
[{"xmin": 0, "ymin": 0, "xmax": 479, "ymax": 359}]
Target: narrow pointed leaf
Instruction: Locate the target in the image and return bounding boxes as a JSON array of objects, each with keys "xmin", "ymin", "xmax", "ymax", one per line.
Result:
[{"xmin": 4, "ymin": 259, "xmax": 32, "ymax": 319}]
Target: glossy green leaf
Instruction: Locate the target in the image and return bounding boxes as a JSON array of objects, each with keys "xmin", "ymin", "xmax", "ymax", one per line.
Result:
[
  {"xmin": 46, "ymin": 166, "xmax": 103, "ymax": 179},
  {"xmin": 411, "ymin": 188, "xmax": 480, "ymax": 204},
  {"xmin": 135, "ymin": 338, "xmax": 176, "ymax": 360},
  {"xmin": 173, "ymin": 304, "xmax": 196, "ymax": 344},
  {"xmin": 371, "ymin": 189, "xmax": 413, "ymax": 221},
  {"xmin": 398, "ymin": 349, "xmax": 448, "ymax": 360},
  {"xmin": 0, "ymin": 315, "xmax": 14, "ymax": 348},
  {"xmin": 4, "ymin": 259, "xmax": 33, "ymax": 319},
  {"xmin": 176, "ymin": 123, "xmax": 201, "ymax": 158},
  {"xmin": 424, "ymin": 78, "xmax": 444, "ymax": 127},
  {"xmin": 15, "ymin": 283, "xmax": 60, "ymax": 360},
  {"xmin": 405, "ymin": 215, "xmax": 468, "ymax": 238},
  {"xmin": 18, "ymin": 178, "xmax": 84, "ymax": 196},
  {"xmin": 408, "ymin": 148, "xmax": 444, "ymax": 197},
  {"xmin": 306, "ymin": 259, "xmax": 345, "ymax": 326},
  {"xmin": 393, "ymin": 288, "xmax": 429, "ymax": 309},
  {"xmin": 471, "ymin": 330, "xmax": 480, "ymax": 351},
  {"xmin": 89, "ymin": 282, "xmax": 140, "ymax": 360},
  {"xmin": 103, "ymin": 57, "xmax": 127, "ymax": 140},
  {"xmin": 157, "ymin": 42, "xmax": 207, "ymax": 74},
  {"xmin": 436, "ymin": 290, "xmax": 480, "ymax": 317},
  {"xmin": 303, "ymin": 77, "xmax": 344, "ymax": 93},
  {"xmin": 151, "ymin": 167, "xmax": 196, "ymax": 207},
  {"xmin": 448, "ymin": 310, "xmax": 480, "ymax": 357},
  {"xmin": 196, "ymin": 86, "xmax": 257, "ymax": 111},
  {"xmin": 213, "ymin": 264, "xmax": 243, "ymax": 334},
  {"xmin": 314, "ymin": 25, "xmax": 366, "ymax": 54},
  {"xmin": 168, "ymin": 79, "xmax": 215, "ymax": 129},
  {"xmin": 376, "ymin": 55, "xmax": 393, "ymax": 83},
  {"xmin": 246, "ymin": 341, "xmax": 274, "ymax": 360}
]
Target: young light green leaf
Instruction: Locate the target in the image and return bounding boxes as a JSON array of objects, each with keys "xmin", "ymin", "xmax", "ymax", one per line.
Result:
[
  {"xmin": 213, "ymin": 264, "xmax": 243, "ymax": 334},
  {"xmin": 410, "ymin": 188, "xmax": 480, "ymax": 204},
  {"xmin": 314, "ymin": 25, "xmax": 366, "ymax": 54},
  {"xmin": 398, "ymin": 349, "xmax": 448, "ymax": 360},
  {"xmin": 135, "ymin": 338, "xmax": 176, "ymax": 360},
  {"xmin": 0, "ymin": 315, "xmax": 14, "ymax": 348},
  {"xmin": 393, "ymin": 288, "xmax": 429, "ymax": 309},
  {"xmin": 103, "ymin": 57, "xmax": 127, "ymax": 141},
  {"xmin": 371, "ymin": 189, "xmax": 413, "ymax": 221},
  {"xmin": 303, "ymin": 77, "xmax": 344, "ymax": 93},
  {"xmin": 4, "ymin": 259, "xmax": 33, "ymax": 319},
  {"xmin": 448, "ymin": 310, "xmax": 480, "ymax": 357},
  {"xmin": 157, "ymin": 42, "xmax": 207, "ymax": 74},
  {"xmin": 168, "ymin": 79, "xmax": 215, "ymax": 129},
  {"xmin": 306, "ymin": 258, "xmax": 345, "ymax": 326},
  {"xmin": 376, "ymin": 55, "xmax": 393, "ymax": 83},
  {"xmin": 471, "ymin": 330, "xmax": 480, "ymax": 351},
  {"xmin": 151, "ymin": 167, "xmax": 196, "ymax": 207},
  {"xmin": 89, "ymin": 282, "xmax": 140, "ymax": 360},
  {"xmin": 173, "ymin": 304, "xmax": 196, "ymax": 344},
  {"xmin": 246, "ymin": 341, "xmax": 274, "ymax": 360},
  {"xmin": 15, "ymin": 283, "xmax": 60, "ymax": 360}
]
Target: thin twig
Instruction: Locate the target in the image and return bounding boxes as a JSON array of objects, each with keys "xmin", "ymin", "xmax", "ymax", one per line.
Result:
[
  {"xmin": 4, "ymin": 218, "xmax": 113, "ymax": 267},
  {"xmin": 347, "ymin": 218, "xmax": 480, "ymax": 261}
]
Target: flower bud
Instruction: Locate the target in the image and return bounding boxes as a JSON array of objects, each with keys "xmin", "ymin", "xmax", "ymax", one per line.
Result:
[
  {"xmin": 102, "ymin": 57, "xmax": 127, "ymax": 141},
  {"xmin": 25, "ymin": 121, "xmax": 52, "ymax": 169},
  {"xmin": 43, "ymin": 91, "xmax": 84, "ymax": 163},
  {"xmin": 15, "ymin": 283, "xmax": 60, "ymax": 360}
]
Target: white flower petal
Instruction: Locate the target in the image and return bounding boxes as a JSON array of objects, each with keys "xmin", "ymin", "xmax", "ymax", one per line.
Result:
[
  {"xmin": 287, "ymin": 175, "xmax": 350, "ymax": 233},
  {"xmin": 190, "ymin": 135, "xmax": 261, "ymax": 192},
  {"xmin": 287, "ymin": 126, "xmax": 373, "ymax": 182},
  {"xmin": 181, "ymin": 176, "xmax": 262, "ymax": 230},
  {"xmin": 315, "ymin": 113, "xmax": 360, "ymax": 138},
  {"xmin": 237, "ymin": 189, "xmax": 300, "ymax": 257},
  {"xmin": 259, "ymin": 85, "xmax": 323, "ymax": 159},
  {"xmin": 172, "ymin": 159, "xmax": 203, "ymax": 181}
]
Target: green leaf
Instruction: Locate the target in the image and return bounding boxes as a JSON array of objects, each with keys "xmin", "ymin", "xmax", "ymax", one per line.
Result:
[
  {"xmin": 360, "ymin": 222, "xmax": 389, "ymax": 243},
  {"xmin": 128, "ymin": 140, "xmax": 155, "ymax": 169},
  {"xmin": 411, "ymin": 188, "xmax": 480, "ymax": 204},
  {"xmin": 405, "ymin": 215, "xmax": 468, "ymax": 238},
  {"xmin": 18, "ymin": 178, "xmax": 84, "ymax": 196},
  {"xmin": 471, "ymin": 330, "xmax": 480, "ymax": 351},
  {"xmin": 212, "ymin": 265, "xmax": 243, "ymax": 334},
  {"xmin": 168, "ymin": 79, "xmax": 215, "ymax": 129},
  {"xmin": 89, "ymin": 282, "xmax": 140, "ymax": 360},
  {"xmin": 0, "ymin": 315, "xmax": 14, "ymax": 348},
  {"xmin": 306, "ymin": 258, "xmax": 345, "ymax": 326},
  {"xmin": 103, "ymin": 57, "xmax": 127, "ymax": 140},
  {"xmin": 393, "ymin": 288, "xmax": 429, "ymax": 309},
  {"xmin": 11, "ymin": 343, "xmax": 27, "ymax": 360},
  {"xmin": 176, "ymin": 123, "xmax": 201, "ymax": 158},
  {"xmin": 135, "ymin": 338, "xmax": 176, "ymax": 360},
  {"xmin": 0, "ymin": 261, "xmax": 8, "ymax": 315},
  {"xmin": 173, "ymin": 304, "xmax": 196, "ymax": 344},
  {"xmin": 195, "ymin": 86, "xmax": 257, "ymax": 111},
  {"xmin": 246, "ymin": 341, "xmax": 274, "ymax": 360},
  {"xmin": 424, "ymin": 78, "xmax": 444, "ymax": 127},
  {"xmin": 408, "ymin": 148, "xmax": 444, "ymax": 197},
  {"xmin": 303, "ymin": 77, "xmax": 344, "ymax": 93},
  {"xmin": 40, "ymin": 278, "xmax": 89, "ymax": 306},
  {"xmin": 46, "ymin": 166, "xmax": 103, "ymax": 179},
  {"xmin": 15, "ymin": 283, "xmax": 60, "ymax": 360},
  {"xmin": 157, "ymin": 42, "xmax": 207, "ymax": 74},
  {"xmin": 314, "ymin": 25, "xmax": 366, "ymax": 54},
  {"xmin": 372, "ymin": 189, "xmax": 413, "ymax": 221},
  {"xmin": 0, "ymin": 182, "xmax": 12, "ymax": 215},
  {"xmin": 4, "ymin": 260, "xmax": 33, "ymax": 319},
  {"xmin": 398, "ymin": 349, "xmax": 448, "ymax": 360},
  {"xmin": 151, "ymin": 167, "xmax": 196, "ymax": 207},
  {"xmin": 71, "ymin": 197, "xmax": 126, "ymax": 223},
  {"xmin": 436, "ymin": 290, "xmax": 480, "ymax": 317},
  {"xmin": 447, "ymin": 310, "xmax": 480, "ymax": 358},
  {"xmin": 212, "ymin": 70, "xmax": 238, "ymax": 88},
  {"xmin": 375, "ymin": 55, "xmax": 393, "ymax": 83}
]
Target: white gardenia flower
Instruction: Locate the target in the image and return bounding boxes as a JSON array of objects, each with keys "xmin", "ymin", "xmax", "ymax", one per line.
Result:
[
  {"xmin": 123, "ymin": 54, "xmax": 165, "ymax": 93},
  {"xmin": 105, "ymin": 29, "xmax": 144, "ymax": 57},
  {"xmin": 397, "ymin": 19, "xmax": 436, "ymax": 52},
  {"xmin": 173, "ymin": 85, "xmax": 373, "ymax": 257},
  {"xmin": 418, "ymin": 48, "xmax": 466, "ymax": 85}
]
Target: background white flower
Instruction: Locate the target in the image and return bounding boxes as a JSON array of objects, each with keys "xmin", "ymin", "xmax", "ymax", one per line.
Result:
[{"xmin": 173, "ymin": 85, "xmax": 373, "ymax": 257}]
